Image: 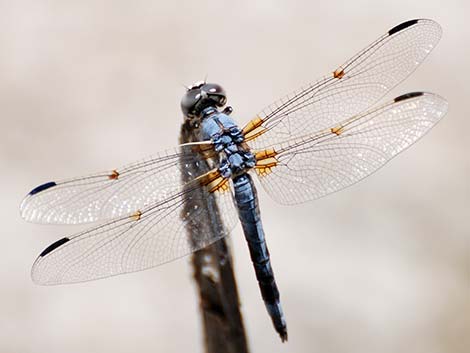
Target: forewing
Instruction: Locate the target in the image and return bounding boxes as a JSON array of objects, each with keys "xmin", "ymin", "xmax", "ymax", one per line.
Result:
[
  {"xmin": 31, "ymin": 170, "xmax": 238, "ymax": 285},
  {"xmin": 20, "ymin": 142, "xmax": 216, "ymax": 224},
  {"xmin": 253, "ymin": 92, "xmax": 447, "ymax": 205},
  {"xmin": 244, "ymin": 19, "xmax": 442, "ymax": 149}
]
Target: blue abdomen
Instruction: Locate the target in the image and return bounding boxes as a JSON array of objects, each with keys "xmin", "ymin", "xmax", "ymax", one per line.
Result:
[{"xmin": 233, "ymin": 173, "xmax": 287, "ymax": 341}]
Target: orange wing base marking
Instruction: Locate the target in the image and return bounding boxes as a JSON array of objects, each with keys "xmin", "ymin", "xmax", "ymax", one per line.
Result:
[
  {"xmin": 242, "ymin": 116, "xmax": 268, "ymax": 142},
  {"xmin": 196, "ymin": 169, "xmax": 220, "ymax": 186},
  {"xmin": 196, "ymin": 169, "xmax": 230, "ymax": 193},
  {"xmin": 254, "ymin": 148, "xmax": 277, "ymax": 160},
  {"xmin": 109, "ymin": 170, "xmax": 120, "ymax": 180},
  {"xmin": 242, "ymin": 116, "xmax": 263, "ymax": 134},
  {"xmin": 208, "ymin": 177, "xmax": 230, "ymax": 193},
  {"xmin": 254, "ymin": 148, "xmax": 278, "ymax": 177},
  {"xmin": 333, "ymin": 68, "xmax": 345, "ymax": 79}
]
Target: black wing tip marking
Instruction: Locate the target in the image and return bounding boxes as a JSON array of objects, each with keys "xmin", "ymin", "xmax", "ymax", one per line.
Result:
[
  {"xmin": 394, "ymin": 92, "xmax": 424, "ymax": 102},
  {"xmin": 388, "ymin": 19, "xmax": 419, "ymax": 36},
  {"xmin": 39, "ymin": 237, "xmax": 70, "ymax": 257},
  {"xmin": 28, "ymin": 181, "xmax": 57, "ymax": 195}
]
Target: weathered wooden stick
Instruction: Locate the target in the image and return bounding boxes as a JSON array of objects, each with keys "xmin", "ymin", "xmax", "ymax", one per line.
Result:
[{"xmin": 180, "ymin": 118, "xmax": 250, "ymax": 353}]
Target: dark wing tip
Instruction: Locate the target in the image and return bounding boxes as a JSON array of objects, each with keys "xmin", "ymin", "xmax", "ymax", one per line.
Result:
[
  {"xmin": 388, "ymin": 19, "xmax": 419, "ymax": 36},
  {"xmin": 394, "ymin": 92, "xmax": 424, "ymax": 102},
  {"xmin": 28, "ymin": 181, "xmax": 57, "ymax": 195},
  {"xmin": 39, "ymin": 237, "xmax": 70, "ymax": 257}
]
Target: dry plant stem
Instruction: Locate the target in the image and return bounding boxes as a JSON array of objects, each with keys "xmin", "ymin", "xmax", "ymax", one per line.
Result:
[{"xmin": 180, "ymin": 119, "xmax": 250, "ymax": 353}]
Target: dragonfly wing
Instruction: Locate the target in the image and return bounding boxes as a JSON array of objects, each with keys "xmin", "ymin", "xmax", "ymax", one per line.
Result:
[
  {"xmin": 20, "ymin": 141, "xmax": 216, "ymax": 224},
  {"xmin": 252, "ymin": 92, "xmax": 447, "ymax": 205},
  {"xmin": 244, "ymin": 19, "xmax": 442, "ymax": 150},
  {"xmin": 31, "ymin": 168, "xmax": 238, "ymax": 285}
]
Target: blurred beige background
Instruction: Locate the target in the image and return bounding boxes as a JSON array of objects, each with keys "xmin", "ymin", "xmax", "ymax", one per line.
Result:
[{"xmin": 1, "ymin": 1, "xmax": 468, "ymax": 352}]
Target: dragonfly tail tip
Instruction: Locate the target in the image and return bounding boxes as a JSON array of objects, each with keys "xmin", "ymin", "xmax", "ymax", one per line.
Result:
[{"xmin": 280, "ymin": 330, "xmax": 288, "ymax": 342}]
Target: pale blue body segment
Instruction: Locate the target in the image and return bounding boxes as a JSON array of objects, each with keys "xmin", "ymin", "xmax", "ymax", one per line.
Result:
[{"xmin": 200, "ymin": 107, "xmax": 287, "ymax": 340}]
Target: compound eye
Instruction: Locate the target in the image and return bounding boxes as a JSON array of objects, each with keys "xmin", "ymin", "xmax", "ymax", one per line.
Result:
[
  {"xmin": 202, "ymin": 83, "xmax": 224, "ymax": 95},
  {"xmin": 180, "ymin": 88, "xmax": 202, "ymax": 116}
]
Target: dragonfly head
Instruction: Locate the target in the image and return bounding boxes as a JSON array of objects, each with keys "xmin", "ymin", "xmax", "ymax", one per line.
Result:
[{"xmin": 181, "ymin": 82, "xmax": 227, "ymax": 118}]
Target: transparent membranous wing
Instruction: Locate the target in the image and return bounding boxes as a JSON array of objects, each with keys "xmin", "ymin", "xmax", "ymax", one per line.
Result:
[
  {"xmin": 252, "ymin": 92, "xmax": 447, "ymax": 205},
  {"xmin": 20, "ymin": 142, "xmax": 217, "ymax": 224},
  {"xmin": 244, "ymin": 19, "xmax": 442, "ymax": 150},
  {"xmin": 30, "ymin": 160, "xmax": 238, "ymax": 285}
]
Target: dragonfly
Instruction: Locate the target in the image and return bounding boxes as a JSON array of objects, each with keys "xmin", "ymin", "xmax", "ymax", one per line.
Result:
[{"xmin": 20, "ymin": 19, "xmax": 447, "ymax": 342}]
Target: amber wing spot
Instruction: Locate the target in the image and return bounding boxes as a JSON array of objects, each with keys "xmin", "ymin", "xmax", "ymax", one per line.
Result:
[
  {"xmin": 242, "ymin": 116, "xmax": 263, "ymax": 134},
  {"xmin": 254, "ymin": 148, "xmax": 278, "ymax": 177},
  {"xmin": 109, "ymin": 170, "xmax": 120, "ymax": 180},
  {"xmin": 333, "ymin": 68, "xmax": 345, "ymax": 79},
  {"xmin": 242, "ymin": 116, "xmax": 268, "ymax": 142},
  {"xmin": 255, "ymin": 166, "xmax": 274, "ymax": 177},
  {"xmin": 331, "ymin": 126, "xmax": 344, "ymax": 135},
  {"xmin": 197, "ymin": 169, "xmax": 221, "ymax": 187},
  {"xmin": 254, "ymin": 148, "xmax": 277, "ymax": 160},
  {"xmin": 130, "ymin": 210, "xmax": 142, "ymax": 221},
  {"xmin": 208, "ymin": 177, "xmax": 230, "ymax": 193},
  {"xmin": 195, "ymin": 169, "xmax": 229, "ymax": 193}
]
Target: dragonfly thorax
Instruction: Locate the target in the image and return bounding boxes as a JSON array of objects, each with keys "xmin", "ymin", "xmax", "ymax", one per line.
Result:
[
  {"xmin": 219, "ymin": 149, "xmax": 255, "ymax": 179},
  {"xmin": 200, "ymin": 110, "xmax": 255, "ymax": 179}
]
